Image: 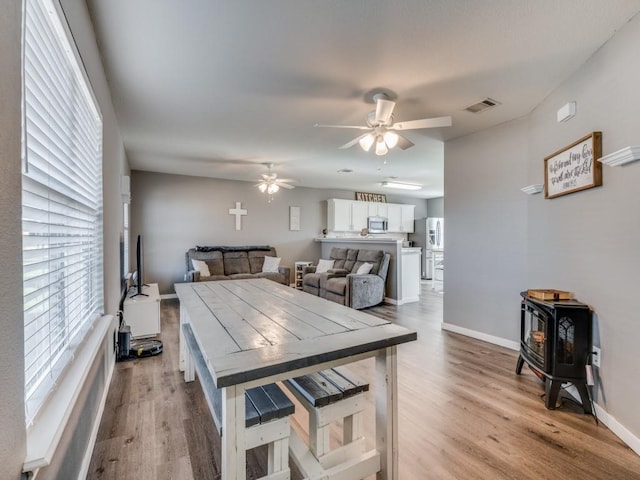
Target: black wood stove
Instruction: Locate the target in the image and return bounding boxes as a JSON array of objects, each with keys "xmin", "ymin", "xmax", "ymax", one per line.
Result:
[{"xmin": 516, "ymin": 291, "xmax": 593, "ymax": 413}]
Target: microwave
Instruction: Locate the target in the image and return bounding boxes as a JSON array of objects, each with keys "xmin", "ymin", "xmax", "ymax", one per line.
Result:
[{"xmin": 368, "ymin": 216, "xmax": 388, "ymax": 234}]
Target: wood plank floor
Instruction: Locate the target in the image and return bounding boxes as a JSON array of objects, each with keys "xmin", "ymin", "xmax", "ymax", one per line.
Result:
[{"xmin": 88, "ymin": 284, "xmax": 640, "ymax": 479}]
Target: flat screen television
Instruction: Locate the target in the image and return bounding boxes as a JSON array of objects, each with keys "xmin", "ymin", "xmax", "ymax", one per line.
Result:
[{"xmin": 130, "ymin": 234, "xmax": 148, "ymax": 298}]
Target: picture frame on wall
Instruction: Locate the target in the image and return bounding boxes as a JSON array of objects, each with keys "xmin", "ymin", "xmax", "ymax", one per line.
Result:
[{"xmin": 544, "ymin": 132, "xmax": 602, "ymax": 199}]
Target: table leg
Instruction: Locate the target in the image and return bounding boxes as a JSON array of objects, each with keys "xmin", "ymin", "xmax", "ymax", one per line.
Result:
[
  {"xmin": 376, "ymin": 346, "xmax": 398, "ymax": 480},
  {"xmin": 222, "ymin": 384, "xmax": 247, "ymax": 480},
  {"xmin": 179, "ymin": 304, "xmax": 189, "ymax": 372}
]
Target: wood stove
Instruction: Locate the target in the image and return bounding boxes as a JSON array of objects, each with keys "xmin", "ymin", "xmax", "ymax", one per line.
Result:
[{"xmin": 516, "ymin": 291, "xmax": 593, "ymax": 413}]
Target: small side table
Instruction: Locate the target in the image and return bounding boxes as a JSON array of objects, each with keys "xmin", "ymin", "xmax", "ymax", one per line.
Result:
[{"xmin": 294, "ymin": 261, "xmax": 312, "ymax": 290}]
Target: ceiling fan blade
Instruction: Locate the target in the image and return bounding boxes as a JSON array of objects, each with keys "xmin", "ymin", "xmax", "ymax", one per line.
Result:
[
  {"xmin": 339, "ymin": 133, "xmax": 371, "ymax": 150},
  {"xmin": 390, "ymin": 116, "xmax": 452, "ymax": 130},
  {"xmin": 278, "ymin": 183, "xmax": 295, "ymax": 189},
  {"xmin": 275, "ymin": 178, "xmax": 295, "ymax": 183},
  {"xmin": 315, "ymin": 123, "xmax": 371, "ymax": 130},
  {"xmin": 396, "ymin": 134, "xmax": 415, "ymax": 150},
  {"xmin": 375, "ymin": 99, "xmax": 396, "ymax": 124}
]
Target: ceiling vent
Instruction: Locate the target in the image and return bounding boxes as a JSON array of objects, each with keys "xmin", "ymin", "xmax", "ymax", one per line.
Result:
[{"xmin": 464, "ymin": 98, "xmax": 501, "ymax": 114}]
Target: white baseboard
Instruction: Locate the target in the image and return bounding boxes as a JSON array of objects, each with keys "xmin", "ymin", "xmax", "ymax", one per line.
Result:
[
  {"xmin": 563, "ymin": 385, "xmax": 640, "ymax": 457},
  {"xmin": 445, "ymin": 324, "xmax": 640, "ymax": 458},
  {"xmin": 441, "ymin": 322, "xmax": 520, "ymax": 351},
  {"xmin": 160, "ymin": 293, "xmax": 178, "ymax": 300},
  {"xmin": 385, "ymin": 296, "xmax": 419, "ymax": 305}
]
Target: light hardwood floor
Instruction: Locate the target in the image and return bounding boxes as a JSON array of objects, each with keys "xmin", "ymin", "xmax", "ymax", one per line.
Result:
[{"xmin": 88, "ymin": 284, "xmax": 640, "ymax": 479}]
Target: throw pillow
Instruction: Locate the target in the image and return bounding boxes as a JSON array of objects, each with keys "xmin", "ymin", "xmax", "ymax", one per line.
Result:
[
  {"xmin": 315, "ymin": 259, "xmax": 335, "ymax": 274},
  {"xmin": 262, "ymin": 256, "xmax": 281, "ymax": 273},
  {"xmin": 356, "ymin": 262, "xmax": 373, "ymax": 274},
  {"xmin": 191, "ymin": 258, "xmax": 211, "ymax": 276}
]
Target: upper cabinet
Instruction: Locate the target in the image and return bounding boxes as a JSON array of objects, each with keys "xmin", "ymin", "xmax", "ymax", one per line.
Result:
[{"xmin": 327, "ymin": 199, "xmax": 415, "ymax": 233}]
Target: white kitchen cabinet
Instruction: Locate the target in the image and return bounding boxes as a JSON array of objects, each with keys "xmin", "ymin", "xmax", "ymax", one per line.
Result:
[
  {"xmin": 123, "ymin": 282, "xmax": 161, "ymax": 338},
  {"xmin": 401, "ymin": 204, "xmax": 415, "ymax": 233},
  {"xmin": 351, "ymin": 201, "xmax": 369, "ymax": 230},
  {"xmin": 328, "ymin": 198, "xmax": 415, "ymax": 233},
  {"xmin": 368, "ymin": 202, "xmax": 388, "ymax": 217},
  {"xmin": 386, "ymin": 204, "xmax": 402, "ymax": 232},
  {"xmin": 328, "ymin": 199, "xmax": 353, "ymax": 231}
]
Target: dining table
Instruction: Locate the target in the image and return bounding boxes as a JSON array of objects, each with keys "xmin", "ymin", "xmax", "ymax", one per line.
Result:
[{"xmin": 175, "ymin": 278, "xmax": 417, "ymax": 480}]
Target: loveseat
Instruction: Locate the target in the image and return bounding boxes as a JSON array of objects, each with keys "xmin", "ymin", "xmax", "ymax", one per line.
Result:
[
  {"xmin": 185, "ymin": 246, "xmax": 290, "ymax": 285},
  {"xmin": 302, "ymin": 247, "xmax": 390, "ymax": 309}
]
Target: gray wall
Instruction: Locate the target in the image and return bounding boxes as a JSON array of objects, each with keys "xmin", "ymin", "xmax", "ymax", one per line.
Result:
[
  {"xmin": 445, "ymin": 13, "xmax": 640, "ymax": 442},
  {"xmin": 426, "ymin": 197, "xmax": 444, "ymax": 218},
  {"xmin": 0, "ymin": 1, "xmax": 26, "ymax": 476},
  {"xmin": 130, "ymin": 170, "xmax": 426, "ymax": 294},
  {"xmin": 0, "ymin": 1, "xmax": 128, "ymax": 478}
]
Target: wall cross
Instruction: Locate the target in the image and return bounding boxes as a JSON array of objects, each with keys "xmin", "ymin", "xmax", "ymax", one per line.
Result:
[{"xmin": 228, "ymin": 202, "xmax": 247, "ymax": 230}]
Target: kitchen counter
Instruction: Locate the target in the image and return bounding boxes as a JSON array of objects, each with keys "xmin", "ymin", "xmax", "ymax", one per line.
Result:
[{"xmin": 315, "ymin": 236, "xmax": 403, "ymax": 244}]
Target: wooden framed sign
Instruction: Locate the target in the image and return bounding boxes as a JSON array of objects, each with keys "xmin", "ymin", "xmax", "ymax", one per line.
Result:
[{"xmin": 544, "ymin": 132, "xmax": 602, "ymax": 199}]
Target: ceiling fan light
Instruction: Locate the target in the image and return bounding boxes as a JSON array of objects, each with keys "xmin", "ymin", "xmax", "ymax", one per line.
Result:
[
  {"xmin": 258, "ymin": 183, "xmax": 267, "ymax": 192},
  {"xmin": 267, "ymin": 183, "xmax": 279, "ymax": 194},
  {"xmin": 384, "ymin": 131, "xmax": 399, "ymax": 149},
  {"xmin": 359, "ymin": 133, "xmax": 375, "ymax": 152},
  {"xmin": 375, "ymin": 137, "xmax": 388, "ymax": 156}
]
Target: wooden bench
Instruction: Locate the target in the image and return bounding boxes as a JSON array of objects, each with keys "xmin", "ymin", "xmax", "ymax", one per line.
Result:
[
  {"xmin": 284, "ymin": 368, "xmax": 379, "ymax": 479},
  {"xmin": 182, "ymin": 324, "xmax": 294, "ymax": 480}
]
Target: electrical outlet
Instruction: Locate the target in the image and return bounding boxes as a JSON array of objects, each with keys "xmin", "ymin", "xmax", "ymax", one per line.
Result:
[{"xmin": 592, "ymin": 346, "xmax": 601, "ymax": 368}]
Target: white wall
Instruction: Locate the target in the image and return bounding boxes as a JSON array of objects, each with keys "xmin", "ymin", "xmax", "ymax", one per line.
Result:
[
  {"xmin": 445, "ymin": 13, "xmax": 640, "ymax": 445},
  {"xmin": 0, "ymin": 1, "xmax": 129, "ymax": 478},
  {"xmin": 130, "ymin": 170, "xmax": 426, "ymax": 294}
]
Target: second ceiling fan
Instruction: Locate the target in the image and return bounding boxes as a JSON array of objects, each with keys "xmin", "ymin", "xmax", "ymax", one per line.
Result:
[{"xmin": 316, "ymin": 92, "xmax": 452, "ymax": 155}]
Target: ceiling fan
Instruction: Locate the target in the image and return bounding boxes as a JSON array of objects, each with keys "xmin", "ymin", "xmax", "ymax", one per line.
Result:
[
  {"xmin": 255, "ymin": 163, "xmax": 295, "ymax": 196},
  {"xmin": 316, "ymin": 92, "xmax": 452, "ymax": 155}
]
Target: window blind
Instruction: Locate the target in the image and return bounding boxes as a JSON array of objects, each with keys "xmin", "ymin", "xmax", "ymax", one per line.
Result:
[{"xmin": 22, "ymin": 0, "xmax": 103, "ymax": 423}]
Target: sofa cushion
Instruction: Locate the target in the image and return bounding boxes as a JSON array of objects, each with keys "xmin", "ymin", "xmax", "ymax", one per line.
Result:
[
  {"xmin": 303, "ymin": 272, "xmax": 323, "ymax": 288},
  {"xmin": 224, "ymin": 251, "xmax": 250, "ymax": 275},
  {"xmin": 255, "ymin": 271, "xmax": 286, "ymax": 283},
  {"xmin": 351, "ymin": 249, "xmax": 384, "ymax": 274},
  {"xmin": 248, "ymin": 248, "xmax": 277, "ymax": 273},
  {"xmin": 329, "ymin": 248, "xmax": 350, "ymax": 270},
  {"xmin": 228, "ymin": 273, "xmax": 256, "ymax": 280},
  {"xmin": 261, "ymin": 255, "xmax": 281, "ymax": 273},
  {"xmin": 199, "ymin": 275, "xmax": 229, "ymax": 281},
  {"xmin": 191, "ymin": 259, "xmax": 211, "ymax": 277},
  {"xmin": 325, "ymin": 277, "xmax": 347, "ymax": 296},
  {"xmin": 356, "ymin": 262, "xmax": 373, "ymax": 274},
  {"xmin": 315, "ymin": 259, "xmax": 334, "ymax": 274}
]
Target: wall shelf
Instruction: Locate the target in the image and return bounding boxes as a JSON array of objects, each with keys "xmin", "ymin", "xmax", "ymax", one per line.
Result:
[
  {"xmin": 598, "ymin": 145, "xmax": 640, "ymax": 167},
  {"xmin": 520, "ymin": 184, "xmax": 544, "ymax": 195}
]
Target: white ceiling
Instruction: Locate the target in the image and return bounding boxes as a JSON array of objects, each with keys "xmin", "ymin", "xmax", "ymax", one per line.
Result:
[{"xmin": 86, "ymin": 0, "xmax": 640, "ymax": 198}]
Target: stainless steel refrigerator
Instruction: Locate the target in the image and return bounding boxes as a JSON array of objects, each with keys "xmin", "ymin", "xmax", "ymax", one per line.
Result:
[{"xmin": 409, "ymin": 217, "xmax": 444, "ymax": 279}]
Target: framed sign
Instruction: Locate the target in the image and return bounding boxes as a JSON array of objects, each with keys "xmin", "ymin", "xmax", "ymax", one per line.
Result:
[
  {"xmin": 544, "ymin": 132, "xmax": 602, "ymax": 199},
  {"xmin": 289, "ymin": 206, "xmax": 300, "ymax": 231},
  {"xmin": 355, "ymin": 192, "xmax": 386, "ymax": 202}
]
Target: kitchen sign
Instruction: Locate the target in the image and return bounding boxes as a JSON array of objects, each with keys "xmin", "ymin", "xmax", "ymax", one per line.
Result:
[
  {"xmin": 355, "ymin": 192, "xmax": 386, "ymax": 202},
  {"xmin": 544, "ymin": 132, "xmax": 602, "ymax": 199}
]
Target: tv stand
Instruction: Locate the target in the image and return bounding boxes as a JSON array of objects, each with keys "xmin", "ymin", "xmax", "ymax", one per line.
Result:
[{"xmin": 123, "ymin": 283, "xmax": 160, "ymax": 338}]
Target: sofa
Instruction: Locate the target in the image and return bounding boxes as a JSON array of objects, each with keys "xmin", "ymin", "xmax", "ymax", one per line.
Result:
[
  {"xmin": 185, "ymin": 245, "xmax": 290, "ymax": 285},
  {"xmin": 302, "ymin": 247, "xmax": 390, "ymax": 309}
]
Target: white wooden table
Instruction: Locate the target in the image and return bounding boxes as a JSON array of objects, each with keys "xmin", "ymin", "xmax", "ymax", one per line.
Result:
[{"xmin": 175, "ymin": 279, "xmax": 417, "ymax": 480}]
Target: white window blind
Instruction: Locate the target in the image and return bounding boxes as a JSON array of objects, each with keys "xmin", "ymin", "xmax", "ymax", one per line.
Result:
[{"xmin": 22, "ymin": 0, "xmax": 103, "ymax": 423}]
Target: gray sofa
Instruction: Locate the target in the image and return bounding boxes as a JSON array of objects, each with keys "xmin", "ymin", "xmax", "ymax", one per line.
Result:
[
  {"xmin": 302, "ymin": 247, "xmax": 390, "ymax": 309},
  {"xmin": 185, "ymin": 245, "xmax": 290, "ymax": 285}
]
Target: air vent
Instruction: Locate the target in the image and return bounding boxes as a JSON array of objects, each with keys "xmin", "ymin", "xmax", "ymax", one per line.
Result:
[{"xmin": 464, "ymin": 98, "xmax": 501, "ymax": 114}]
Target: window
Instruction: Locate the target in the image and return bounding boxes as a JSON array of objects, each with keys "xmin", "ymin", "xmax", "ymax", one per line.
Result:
[{"xmin": 22, "ymin": 0, "xmax": 103, "ymax": 424}]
